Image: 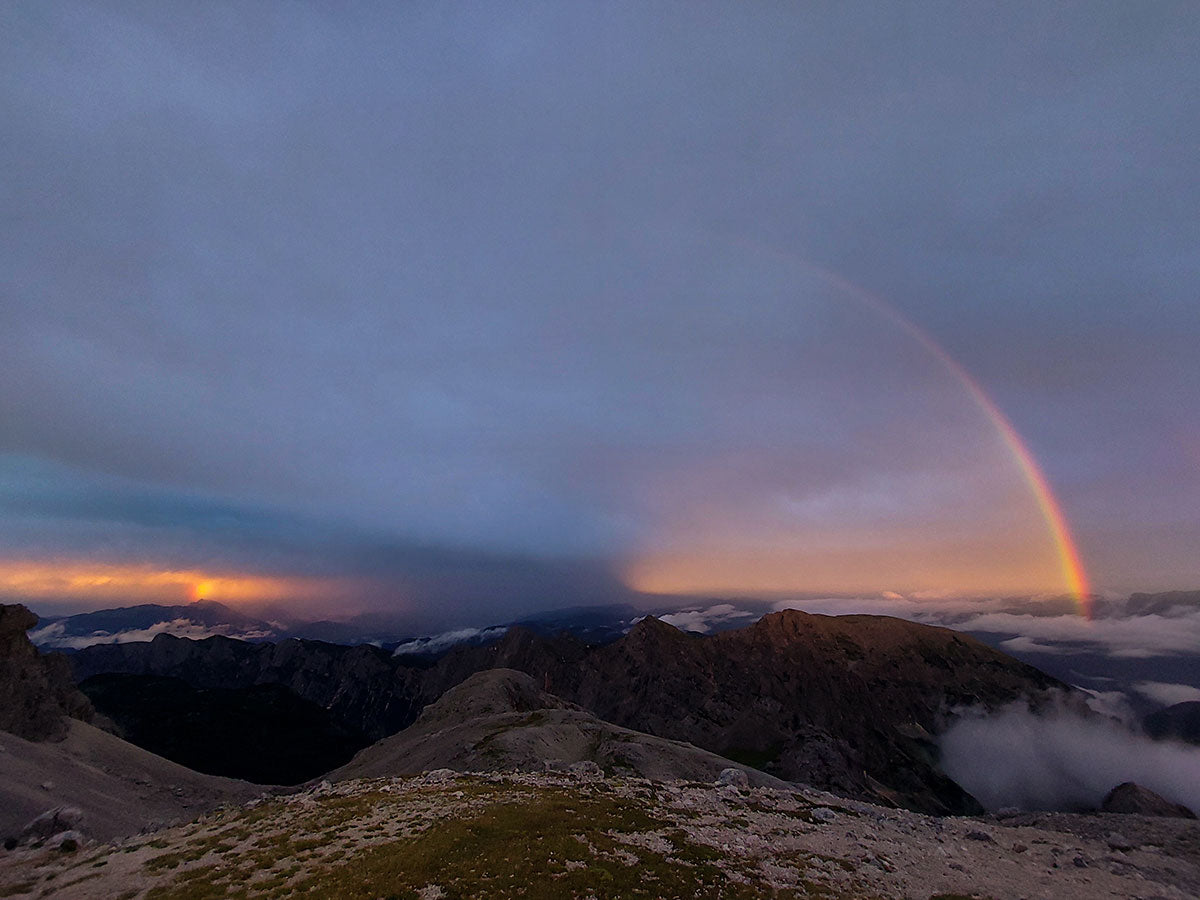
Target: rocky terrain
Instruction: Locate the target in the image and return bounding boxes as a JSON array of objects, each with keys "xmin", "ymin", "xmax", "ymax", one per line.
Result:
[
  {"xmin": 1, "ymin": 769, "xmax": 1197, "ymax": 899},
  {"xmin": 0, "ymin": 605, "xmax": 261, "ymax": 842},
  {"xmin": 0, "ymin": 720, "xmax": 258, "ymax": 842},
  {"xmin": 3, "ymin": 603, "xmax": 1198, "ymax": 898},
  {"xmin": 0, "ymin": 606, "xmax": 93, "ymax": 741},
  {"xmin": 330, "ymin": 669, "xmax": 786, "ymax": 787},
  {"xmin": 71, "ymin": 608, "xmax": 1070, "ymax": 812}
]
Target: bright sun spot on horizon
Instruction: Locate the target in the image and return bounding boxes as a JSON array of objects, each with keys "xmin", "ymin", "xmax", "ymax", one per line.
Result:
[{"xmin": 0, "ymin": 560, "xmax": 341, "ymax": 610}]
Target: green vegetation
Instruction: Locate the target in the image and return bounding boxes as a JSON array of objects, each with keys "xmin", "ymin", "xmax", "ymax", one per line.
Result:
[{"xmin": 141, "ymin": 782, "xmax": 848, "ymax": 900}]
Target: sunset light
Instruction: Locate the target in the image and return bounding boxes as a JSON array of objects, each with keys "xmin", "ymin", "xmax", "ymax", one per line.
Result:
[{"xmin": 0, "ymin": 561, "xmax": 336, "ymax": 609}]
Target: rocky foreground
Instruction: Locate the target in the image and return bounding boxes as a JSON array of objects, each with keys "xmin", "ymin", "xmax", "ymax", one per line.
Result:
[{"xmin": 2, "ymin": 769, "xmax": 1198, "ymax": 900}]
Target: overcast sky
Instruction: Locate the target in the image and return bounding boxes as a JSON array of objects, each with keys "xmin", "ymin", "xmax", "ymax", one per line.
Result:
[{"xmin": 2, "ymin": 2, "xmax": 1197, "ymax": 622}]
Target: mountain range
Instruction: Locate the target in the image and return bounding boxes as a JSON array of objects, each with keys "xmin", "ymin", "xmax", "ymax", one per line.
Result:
[{"xmin": 64, "ymin": 606, "xmax": 1071, "ymax": 813}]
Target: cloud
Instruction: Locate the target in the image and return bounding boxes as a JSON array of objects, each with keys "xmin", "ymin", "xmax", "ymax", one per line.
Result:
[
  {"xmin": 940, "ymin": 702, "xmax": 1200, "ymax": 814},
  {"xmin": 954, "ymin": 611, "xmax": 1200, "ymax": 657},
  {"xmin": 1, "ymin": 3, "xmax": 1198, "ymax": 615},
  {"xmin": 392, "ymin": 626, "xmax": 509, "ymax": 657},
  {"xmin": 999, "ymin": 636, "xmax": 1071, "ymax": 655},
  {"xmin": 1133, "ymin": 681, "xmax": 1200, "ymax": 708},
  {"xmin": 27, "ymin": 618, "xmax": 276, "ymax": 651},
  {"xmin": 1076, "ymin": 688, "xmax": 1136, "ymax": 724},
  {"xmin": 657, "ymin": 604, "xmax": 757, "ymax": 634}
]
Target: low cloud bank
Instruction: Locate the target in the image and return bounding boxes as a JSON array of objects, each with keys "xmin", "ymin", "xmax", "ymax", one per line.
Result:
[
  {"xmin": 939, "ymin": 702, "xmax": 1200, "ymax": 814},
  {"xmin": 658, "ymin": 604, "xmax": 757, "ymax": 634},
  {"xmin": 392, "ymin": 626, "xmax": 508, "ymax": 657},
  {"xmin": 28, "ymin": 618, "xmax": 277, "ymax": 650},
  {"xmin": 1133, "ymin": 681, "xmax": 1200, "ymax": 707}
]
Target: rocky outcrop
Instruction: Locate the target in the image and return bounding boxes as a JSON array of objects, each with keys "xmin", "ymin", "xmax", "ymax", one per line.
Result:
[
  {"xmin": 0, "ymin": 605, "xmax": 93, "ymax": 741},
  {"xmin": 71, "ymin": 609, "xmax": 1071, "ymax": 813},
  {"xmin": 1102, "ymin": 782, "xmax": 1197, "ymax": 818}
]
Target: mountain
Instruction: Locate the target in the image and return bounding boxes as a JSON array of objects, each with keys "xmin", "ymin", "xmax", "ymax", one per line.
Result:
[
  {"xmin": 29, "ymin": 600, "xmax": 280, "ymax": 650},
  {"xmin": 0, "ymin": 603, "xmax": 258, "ymax": 841},
  {"xmin": 1144, "ymin": 701, "xmax": 1200, "ymax": 745},
  {"xmin": 70, "ymin": 609, "xmax": 1070, "ymax": 813},
  {"xmin": 78, "ymin": 674, "xmax": 364, "ymax": 784},
  {"xmin": 331, "ymin": 668, "xmax": 785, "ymax": 786}
]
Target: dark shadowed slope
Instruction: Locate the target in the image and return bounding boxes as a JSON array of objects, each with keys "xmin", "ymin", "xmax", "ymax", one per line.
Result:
[
  {"xmin": 80, "ymin": 674, "xmax": 364, "ymax": 784},
  {"xmin": 0, "ymin": 720, "xmax": 259, "ymax": 841},
  {"xmin": 1145, "ymin": 701, "xmax": 1200, "ymax": 745}
]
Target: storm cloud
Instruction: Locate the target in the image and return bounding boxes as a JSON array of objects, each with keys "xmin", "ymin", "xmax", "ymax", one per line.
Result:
[{"xmin": 2, "ymin": 2, "xmax": 1198, "ymax": 618}]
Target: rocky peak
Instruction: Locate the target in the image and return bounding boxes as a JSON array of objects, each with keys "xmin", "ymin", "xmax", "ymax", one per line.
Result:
[
  {"xmin": 413, "ymin": 668, "xmax": 578, "ymax": 731},
  {"xmin": 1102, "ymin": 782, "xmax": 1197, "ymax": 818},
  {"xmin": 0, "ymin": 604, "xmax": 93, "ymax": 741}
]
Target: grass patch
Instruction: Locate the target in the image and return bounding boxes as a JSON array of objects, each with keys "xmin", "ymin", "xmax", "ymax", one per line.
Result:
[{"xmin": 147, "ymin": 785, "xmax": 824, "ymax": 899}]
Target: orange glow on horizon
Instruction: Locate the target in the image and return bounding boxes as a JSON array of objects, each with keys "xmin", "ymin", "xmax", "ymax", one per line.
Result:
[
  {"xmin": 0, "ymin": 560, "xmax": 341, "ymax": 608},
  {"xmin": 625, "ymin": 525, "xmax": 1072, "ymax": 600}
]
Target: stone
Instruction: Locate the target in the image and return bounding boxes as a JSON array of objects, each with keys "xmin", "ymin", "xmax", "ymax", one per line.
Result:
[
  {"xmin": 1106, "ymin": 832, "xmax": 1135, "ymax": 851},
  {"xmin": 20, "ymin": 807, "xmax": 83, "ymax": 843},
  {"xmin": 52, "ymin": 830, "xmax": 84, "ymax": 852},
  {"xmin": 716, "ymin": 768, "xmax": 749, "ymax": 790},
  {"xmin": 811, "ymin": 807, "xmax": 837, "ymax": 823}
]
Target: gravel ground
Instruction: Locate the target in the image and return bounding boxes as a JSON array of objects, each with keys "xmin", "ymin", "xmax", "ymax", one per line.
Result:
[{"xmin": 1, "ymin": 770, "xmax": 1196, "ymax": 899}]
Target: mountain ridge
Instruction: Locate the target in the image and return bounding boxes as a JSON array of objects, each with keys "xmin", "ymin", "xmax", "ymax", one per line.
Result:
[{"xmin": 69, "ymin": 607, "xmax": 1072, "ymax": 812}]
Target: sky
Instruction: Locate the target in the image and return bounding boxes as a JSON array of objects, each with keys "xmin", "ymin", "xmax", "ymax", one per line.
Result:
[{"xmin": 2, "ymin": 1, "xmax": 1198, "ymax": 624}]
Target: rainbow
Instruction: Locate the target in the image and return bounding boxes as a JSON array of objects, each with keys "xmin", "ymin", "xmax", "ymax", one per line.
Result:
[{"xmin": 725, "ymin": 239, "xmax": 1093, "ymax": 616}]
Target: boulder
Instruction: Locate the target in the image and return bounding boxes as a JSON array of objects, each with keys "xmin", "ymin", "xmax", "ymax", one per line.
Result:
[
  {"xmin": 12, "ymin": 806, "xmax": 85, "ymax": 847},
  {"xmin": 1101, "ymin": 782, "xmax": 1196, "ymax": 818},
  {"xmin": 715, "ymin": 767, "xmax": 749, "ymax": 789}
]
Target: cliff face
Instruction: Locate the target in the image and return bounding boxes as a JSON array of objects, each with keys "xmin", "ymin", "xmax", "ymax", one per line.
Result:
[
  {"xmin": 71, "ymin": 609, "xmax": 1071, "ymax": 813},
  {"xmin": 0, "ymin": 604, "xmax": 93, "ymax": 741}
]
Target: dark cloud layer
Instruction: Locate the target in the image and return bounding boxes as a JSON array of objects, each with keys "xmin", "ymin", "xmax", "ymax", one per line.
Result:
[{"xmin": 2, "ymin": 2, "xmax": 1198, "ymax": 616}]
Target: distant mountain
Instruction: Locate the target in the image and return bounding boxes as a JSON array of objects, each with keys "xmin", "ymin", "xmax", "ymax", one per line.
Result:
[
  {"xmin": 29, "ymin": 600, "xmax": 642, "ymax": 654},
  {"xmin": 1144, "ymin": 701, "xmax": 1200, "ymax": 745},
  {"xmin": 69, "ymin": 609, "xmax": 1071, "ymax": 813},
  {"xmin": 29, "ymin": 600, "xmax": 281, "ymax": 650}
]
